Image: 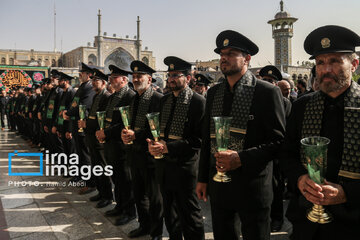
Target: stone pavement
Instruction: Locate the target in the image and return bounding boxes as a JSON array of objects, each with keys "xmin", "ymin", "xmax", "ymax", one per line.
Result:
[{"xmin": 0, "ymin": 129, "xmax": 292, "ymax": 240}]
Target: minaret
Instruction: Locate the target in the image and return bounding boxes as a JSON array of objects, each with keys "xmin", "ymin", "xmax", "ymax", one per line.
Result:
[
  {"xmin": 97, "ymin": 9, "xmax": 103, "ymax": 67},
  {"xmin": 136, "ymin": 16, "xmax": 141, "ymax": 60},
  {"xmin": 268, "ymin": 0, "xmax": 297, "ymax": 71}
]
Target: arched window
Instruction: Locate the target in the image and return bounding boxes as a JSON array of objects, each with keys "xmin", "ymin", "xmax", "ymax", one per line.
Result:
[
  {"xmin": 9, "ymin": 58, "xmax": 14, "ymax": 65},
  {"xmin": 45, "ymin": 59, "xmax": 50, "ymax": 66},
  {"xmin": 142, "ymin": 57, "xmax": 149, "ymax": 65},
  {"xmin": 292, "ymin": 74, "xmax": 297, "ymax": 81},
  {"xmin": 298, "ymin": 74, "xmax": 303, "ymax": 80},
  {"xmin": 51, "ymin": 59, "xmax": 56, "ymax": 67},
  {"xmin": 1, "ymin": 57, "xmax": 5, "ymax": 64},
  {"xmin": 88, "ymin": 54, "xmax": 97, "ymax": 66}
]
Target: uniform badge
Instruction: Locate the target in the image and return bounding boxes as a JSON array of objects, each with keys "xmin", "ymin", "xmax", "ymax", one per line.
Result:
[
  {"xmin": 268, "ymin": 70, "xmax": 272, "ymax": 75},
  {"xmin": 198, "ymin": 77, "xmax": 201, "ymax": 81},
  {"xmin": 71, "ymin": 101, "xmax": 77, "ymax": 108},
  {"xmin": 223, "ymin": 39, "xmax": 229, "ymax": 47},
  {"xmin": 170, "ymin": 64, "xmax": 174, "ymax": 70},
  {"xmin": 94, "ymin": 72, "xmax": 97, "ymax": 76},
  {"xmin": 321, "ymin": 38, "xmax": 330, "ymax": 48},
  {"xmin": 134, "ymin": 67, "xmax": 138, "ymax": 71},
  {"xmin": 48, "ymin": 104, "xmax": 54, "ymax": 110}
]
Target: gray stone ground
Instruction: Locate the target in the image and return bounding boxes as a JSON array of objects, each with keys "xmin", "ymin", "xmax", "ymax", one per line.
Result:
[{"xmin": 0, "ymin": 129, "xmax": 292, "ymax": 239}]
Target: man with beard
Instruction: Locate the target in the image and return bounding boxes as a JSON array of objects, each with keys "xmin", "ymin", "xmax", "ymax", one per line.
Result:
[
  {"xmin": 121, "ymin": 60, "xmax": 163, "ymax": 240},
  {"xmin": 54, "ymin": 72, "xmax": 76, "ymax": 157},
  {"xmin": 147, "ymin": 56, "xmax": 205, "ymax": 240},
  {"xmin": 78, "ymin": 68, "xmax": 113, "ymax": 208},
  {"xmin": 194, "ymin": 73, "xmax": 212, "ymax": 97},
  {"xmin": 63, "ymin": 63, "xmax": 96, "ymax": 192},
  {"xmin": 95, "ymin": 65, "xmax": 136, "ymax": 226},
  {"xmin": 280, "ymin": 25, "xmax": 360, "ymax": 240},
  {"xmin": 196, "ymin": 30, "xmax": 286, "ymax": 240}
]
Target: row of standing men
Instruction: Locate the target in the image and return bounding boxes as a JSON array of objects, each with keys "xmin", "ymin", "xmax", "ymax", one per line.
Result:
[{"xmin": 1, "ymin": 25, "xmax": 360, "ymax": 240}]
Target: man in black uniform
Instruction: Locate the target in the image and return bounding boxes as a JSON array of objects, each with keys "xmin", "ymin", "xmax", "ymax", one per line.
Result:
[
  {"xmin": 194, "ymin": 73, "xmax": 212, "ymax": 97},
  {"xmin": 259, "ymin": 65, "xmax": 290, "ymax": 232},
  {"xmin": 44, "ymin": 70, "xmax": 63, "ymax": 153},
  {"xmin": 148, "ymin": 56, "xmax": 205, "ymax": 240},
  {"xmin": 121, "ymin": 60, "xmax": 163, "ymax": 240},
  {"xmin": 95, "ymin": 65, "xmax": 136, "ymax": 226},
  {"xmin": 30, "ymin": 85, "xmax": 43, "ymax": 148},
  {"xmin": 64, "ymin": 63, "xmax": 96, "ymax": 190},
  {"xmin": 24, "ymin": 87, "xmax": 36, "ymax": 141},
  {"xmin": 280, "ymin": 25, "xmax": 360, "ymax": 240},
  {"xmin": 0, "ymin": 89, "xmax": 9, "ymax": 130},
  {"xmin": 196, "ymin": 30, "xmax": 286, "ymax": 240},
  {"xmin": 54, "ymin": 72, "xmax": 76, "ymax": 157},
  {"xmin": 38, "ymin": 78, "xmax": 52, "ymax": 151},
  {"xmin": 78, "ymin": 68, "xmax": 113, "ymax": 208}
]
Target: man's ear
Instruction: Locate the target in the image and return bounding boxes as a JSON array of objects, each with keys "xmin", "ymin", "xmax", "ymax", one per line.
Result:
[{"xmin": 351, "ymin": 58, "xmax": 359, "ymax": 72}]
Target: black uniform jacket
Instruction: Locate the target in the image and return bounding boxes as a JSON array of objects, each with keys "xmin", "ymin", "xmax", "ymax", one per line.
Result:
[
  {"xmin": 66, "ymin": 81, "xmax": 95, "ymax": 133},
  {"xmin": 156, "ymin": 91, "xmax": 206, "ymax": 189},
  {"xmin": 126, "ymin": 89, "xmax": 163, "ymax": 169},
  {"xmin": 280, "ymin": 91, "xmax": 360, "ymax": 226},
  {"xmin": 85, "ymin": 89, "xmax": 111, "ymax": 135},
  {"xmin": 104, "ymin": 88, "xmax": 136, "ymax": 142},
  {"xmin": 55, "ymin": 86, "xmax": 76, "ymax": 132},
  {"xmin": 44, "ymin": 86, "xmax": 63, "ymax": 128},
  {"xmin": 198, "ymin": 79, "xmax": 286, "ymax": 209}
]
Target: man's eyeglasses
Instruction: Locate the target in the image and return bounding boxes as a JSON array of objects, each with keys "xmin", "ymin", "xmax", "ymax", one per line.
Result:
[{"xmin": 167, "ymin": 73, "xmax": 184, "ymax": 78}]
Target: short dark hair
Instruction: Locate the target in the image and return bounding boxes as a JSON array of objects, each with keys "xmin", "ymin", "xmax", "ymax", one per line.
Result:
[{"xmin": 297, "ymin": 79, "xmax": 307, "ymax": 88}]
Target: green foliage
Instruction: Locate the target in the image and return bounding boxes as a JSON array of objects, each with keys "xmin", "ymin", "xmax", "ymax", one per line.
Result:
[{"xmin": 353, "ymin": 73, "xmax": 360, "ymax": 82}]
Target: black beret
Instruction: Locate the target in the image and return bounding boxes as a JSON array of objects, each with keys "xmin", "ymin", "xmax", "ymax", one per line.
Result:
[
  {"xmin": 59, "ymin": 72, "xmax": 74, "ymax": 81},
  {"xmin": 304, "ymin": 25, "xmax": 360, "ymax": 59},
  {"xmin": 164, "ymin": 56, "xmax": 192, "ymax": 72},
  {"xmin": 50, "ymin": 69, "xmax": 61, "ymax": 78},
  {"xmin": 195, "ymin": 73, "xmax": 213, "ymax": 86},
  {"xmin": 91, "ymin": 68, "xmax": 108, "ymax": 81},
  {"xmin": 108, "ymin": 65, "xmax": 132, "ymax": 76},
  {"xmin": 80, "ymin": 62, "xmax": 93, "ymax": 73},
  {"xmin": 214, "ymin": 30, "xmax": 259, "ymax": 56},
  {"xmin": 130, "ymin": 60, "xmax": 156, "ymax": 75},
  {"xmin": 259, "ymin": 65, "xmax": 282, "ymax": 81}
]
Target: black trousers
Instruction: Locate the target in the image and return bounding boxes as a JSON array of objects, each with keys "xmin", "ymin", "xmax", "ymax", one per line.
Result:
[
  {"xmin": 131, "ymin": 165, "xmax": 163, "ymax": 237},
  {"xmin": 9, "ymin": 113, "xmax": 16, "ymax": 130},
  {"xmin": 271, "ymin": 160, "xmax": 284, "ymax": 222},
  {"xmin": 16, "ymin": 115, "xmax": 26, "ymax": 135},
  {"xmin": 161, "ymin": 184, "xmax": 204, "ymax": 240},
  {"xmin": 104, "ymin": 140, "xmax": 135, "ymax": 216},
  {"xmin": 72, "ymin": 129, "xmax": 94, "ymax": 186},
  {"xmin": 50, "ymin": 130, "xmax": 64, "ymax": 154},
  {"xmin": 0, "ymin": 110, "xmax": 6, "ymax": 128},
  {"xmin": 210, "ymin": 201, "xmax": 271, "ymax": 240},
  {"xmin": 85, "ymin": 133, "xmax": 113, "ymax": 200}
]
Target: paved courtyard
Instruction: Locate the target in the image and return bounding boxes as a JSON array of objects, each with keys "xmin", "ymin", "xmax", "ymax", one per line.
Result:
[{"xmin": 0, "ymin": 129, "xmax": 291, "ymax": 240}]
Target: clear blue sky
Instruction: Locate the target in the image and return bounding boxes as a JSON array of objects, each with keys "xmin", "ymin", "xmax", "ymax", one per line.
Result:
[{"xmin": 1, "ymin": 0, "xmax": 360, "ymax": 70}]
